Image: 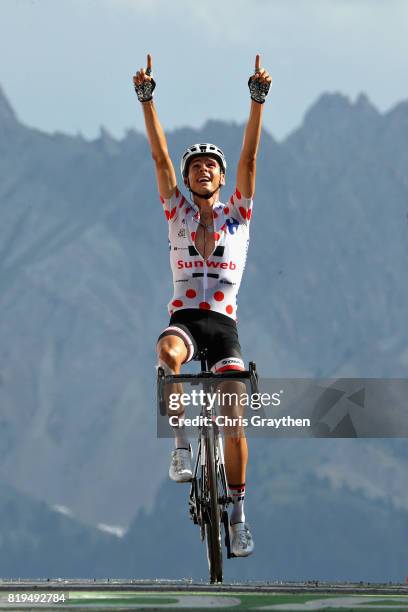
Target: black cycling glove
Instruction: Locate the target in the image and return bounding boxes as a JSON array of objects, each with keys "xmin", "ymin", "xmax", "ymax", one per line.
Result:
[
  {"xmin": 134, "ymin": 68, "xmax": 156, "ymax": 103},
  {"xmin": 248, "ymin": 77, "xmax": 271, "ymax": 104}
]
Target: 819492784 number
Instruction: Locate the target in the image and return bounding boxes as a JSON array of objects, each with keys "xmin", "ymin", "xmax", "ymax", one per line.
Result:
[{"xmin": 7, "ymin": 592, "xmax": 67, "ymax": 604}]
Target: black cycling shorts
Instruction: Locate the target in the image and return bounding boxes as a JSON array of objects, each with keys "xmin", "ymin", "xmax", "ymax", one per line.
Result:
[{"xmin": 157, "ymin": 308, "xmax": 244, "ymax": 372}]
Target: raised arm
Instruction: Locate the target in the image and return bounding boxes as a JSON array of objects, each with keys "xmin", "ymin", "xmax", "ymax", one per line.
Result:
[
  {"xmin": 133, "ymin": 54, "xmax": 177, "ymax": 199},
  {"xmin": 237, "ymin": 54, "xmax": 272, "ymax": 199}
]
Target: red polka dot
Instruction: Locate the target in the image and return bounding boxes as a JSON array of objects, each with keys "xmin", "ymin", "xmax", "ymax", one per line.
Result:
[
  {"xmin": 160, "ymin": 196, "xmax": 165, "ymax": 204},
  {"xmin": 186, "ymin": 289, "xmax": 196, "ymax": 299},
  {"xmin": 214, "ymin": 232, "xmax": 220, "ymax": 241},
  {"xmin": 165, "ymin": 210, "xmax": 170, "ymax": 220},
  {"xmin": 169, "ymin": 207, "xmax": 177, "ymax": 219},
  {"xmin": 178, "ymin": 196, "xmax": 185, "ymax": 208},
  {"xmin": 235, "ymin": 189, "xmax": 242, "ymax": 200},
  {"xmin": 214, "ymin": 291, "xmax": 224, "ymax": 302},
  {"xmin": 221, "ymin": 224, "xmax": 226, "ymax": 232},
  {"xmin": 185, "ymin": 206, "xmax": 192, "ymax": 214},
  {"xmin": 191, "ymin": 231, "xmax": 196, "ymax": 240},
  {"xmin": 213, "ymin": 211, "xmax": 219, "ymax": 219},
  {"xmin": 175, "ymin": 187, "xmax": 180, "ymax": 198},
  {"xmin": 239, "ymin": 206, "xmax": 247, "ymax": 220},
  {"xmin": 199, "ymin": 302, "xmax": 211, "ymax": 310},
  {"xmin": 172, "ymin": 299, "xmax": 183, "ymax": 307},
  {"xmin": 226, "ymin": 305, "xmax": 234, "ymax": 315},
  {"xmin": 224, "ymin": 207, "xmax": 229, "ymax": 214},
  {"xmin": 247, "ymin": 208, "xmax": 252, "ymax": 219},
  {"xmin": 230, "ymin": 195, "xmax": 234, "ymax": 205}
]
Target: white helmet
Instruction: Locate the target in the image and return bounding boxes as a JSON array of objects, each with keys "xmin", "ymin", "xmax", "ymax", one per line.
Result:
[{"xmin": 180, "ymin": 143, "xmax": 227, "ymax": 179}]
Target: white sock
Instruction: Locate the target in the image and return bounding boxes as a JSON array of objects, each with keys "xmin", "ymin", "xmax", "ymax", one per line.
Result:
[
  {"xmin": 157, "ymin": 359, "xmax": 190, "ymax": 451},
  {"xmin": 230, "ymin": 483, "xmax": 246, "ymax": 524},
  {"xmin": 172, "ymin": 420, "xmax": 190, "ymax": 450}
]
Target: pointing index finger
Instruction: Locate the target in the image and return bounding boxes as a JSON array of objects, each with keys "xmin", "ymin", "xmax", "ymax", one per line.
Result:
[
  {"xmin": 147, "ymin": 53, "xmax": 152, "ymax": 75},
  {"xmin": 255, "ymin": 54, "xmax": 260, "ymax": 73}
]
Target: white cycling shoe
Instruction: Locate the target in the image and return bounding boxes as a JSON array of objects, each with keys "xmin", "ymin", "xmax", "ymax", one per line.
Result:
[
  {"xmin": 229, "ymin": 522, "xmax": 255, "ymax": 557},
  {"xmin": 169, "ymin": 445, "xmax": 193, "ymax": 483}
]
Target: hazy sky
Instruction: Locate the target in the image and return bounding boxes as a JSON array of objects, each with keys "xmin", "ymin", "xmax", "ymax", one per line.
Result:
[{"xmin": 1, "ymin": 0, "xmax": 407, "ymax": 142}]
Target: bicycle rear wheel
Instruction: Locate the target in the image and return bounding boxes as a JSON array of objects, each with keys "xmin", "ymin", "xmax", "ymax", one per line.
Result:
[{"xmin": 204, "ymin": 425, "xmax": 223, "ymax": 583}]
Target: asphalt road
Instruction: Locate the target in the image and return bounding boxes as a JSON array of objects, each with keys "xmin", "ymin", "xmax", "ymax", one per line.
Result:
[{"xmin": 1, "ymin": 581, "xmax": 408, "ymax": 611}]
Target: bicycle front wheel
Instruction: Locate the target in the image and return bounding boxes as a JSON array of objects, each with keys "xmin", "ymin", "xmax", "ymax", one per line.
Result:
[{"xmin": 204, "ymin": 424, "xmax": 223, "ymax": 583}]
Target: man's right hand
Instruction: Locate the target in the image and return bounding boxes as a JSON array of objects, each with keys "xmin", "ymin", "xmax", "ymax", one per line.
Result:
[{"xmin": 133, "ymin": 54, "xmax": 156, "ymax": 103}]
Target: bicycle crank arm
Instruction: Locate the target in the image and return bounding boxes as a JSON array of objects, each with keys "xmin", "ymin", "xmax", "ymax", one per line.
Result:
[{"xmin": 222, "ymin": 511, "xmax": 234, "ymax": 559}]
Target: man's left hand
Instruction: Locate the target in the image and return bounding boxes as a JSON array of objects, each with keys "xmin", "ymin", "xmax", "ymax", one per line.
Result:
[{"xmin": 248, "ymin": 54, "xmax": 272, "ymax": 104}]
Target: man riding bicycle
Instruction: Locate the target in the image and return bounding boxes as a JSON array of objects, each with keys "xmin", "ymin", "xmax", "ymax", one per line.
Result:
[{"xmin": 133, "ymin": 54, "xmax": 271, "ymax": 557}]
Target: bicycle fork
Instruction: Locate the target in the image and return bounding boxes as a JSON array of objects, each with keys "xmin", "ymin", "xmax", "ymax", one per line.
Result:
[{"xmin": 188, "ymin": 424, "xmax": 233, "ymax": 557}]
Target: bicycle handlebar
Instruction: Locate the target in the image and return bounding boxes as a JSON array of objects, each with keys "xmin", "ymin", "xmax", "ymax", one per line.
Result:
[{"xmin": 162, "ymin": 370, "xmax": 253, "ymax": 384}]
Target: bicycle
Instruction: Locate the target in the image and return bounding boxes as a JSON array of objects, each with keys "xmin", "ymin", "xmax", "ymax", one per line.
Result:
[{"xmin": 157, "ymin": 348, "xmax": 259, "ymax": 584}]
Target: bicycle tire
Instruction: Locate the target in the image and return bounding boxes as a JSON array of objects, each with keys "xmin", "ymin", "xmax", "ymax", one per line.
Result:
[{"xmin": 204, "ymin": 424, "xmax": 223, "ymax": 583}]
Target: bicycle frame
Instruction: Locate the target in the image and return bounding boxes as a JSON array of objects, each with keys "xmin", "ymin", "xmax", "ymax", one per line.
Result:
[{"xmin": 157, "ymin": 349, "xmax": 258, "ymax": 583}]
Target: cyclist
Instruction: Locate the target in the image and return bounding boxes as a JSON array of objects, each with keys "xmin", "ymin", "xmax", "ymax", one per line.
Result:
[{"xmin": 133, "ymin": 54, "xmax": 271, "ymax": 557}]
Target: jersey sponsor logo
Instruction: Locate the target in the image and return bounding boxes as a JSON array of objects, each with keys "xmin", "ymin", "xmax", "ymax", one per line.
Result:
[
  {"xmin": 178, "ymin": 227, "xmax": 186, "ymax": 237},
  {"xmin": 221, "ymin": 358, "xmax": 242, "ymax": 366},
  {"xmin": 213, "ymin": 245, "xmax": 225, "ymax": 257},
  {"xmin": 226, "ymin": 218, "xmax": 239, "ymax": 234},
  {"xmin": 177, "ymin": 259, "xmax": 236, "ymax": 270}
]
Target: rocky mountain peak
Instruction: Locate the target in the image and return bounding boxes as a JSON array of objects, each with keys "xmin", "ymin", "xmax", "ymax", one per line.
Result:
[
  {"xmin": 303, "ymin": 92, "xmax": 379, "ymax": 131},
  {"xmin": 0, "ymin": 85, "xmax": 18, "ymax": 125}
]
